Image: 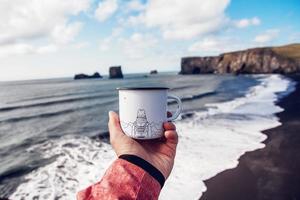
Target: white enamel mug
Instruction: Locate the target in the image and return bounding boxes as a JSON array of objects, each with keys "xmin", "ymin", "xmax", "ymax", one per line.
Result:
[{"xmin": 118, "ymin": 87, "xmax": 182, "ymax": 139}]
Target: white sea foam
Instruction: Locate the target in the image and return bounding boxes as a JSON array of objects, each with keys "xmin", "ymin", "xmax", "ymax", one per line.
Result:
[
  {"xmin": 10, "ymin": 75, "xmax": 295, "ymax": 200},
  {"xmin": 160, "ymin": 74, "xmax": 295, "ymax": 200},
  {"xmin": 10, "ymin": 135, "xmax": 115, "ymax": 199}
]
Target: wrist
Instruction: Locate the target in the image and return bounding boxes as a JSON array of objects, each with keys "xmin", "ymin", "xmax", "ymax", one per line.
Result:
[{"xmin": 119, "ymin": 154, "xmax": 165, "ymax": 188}]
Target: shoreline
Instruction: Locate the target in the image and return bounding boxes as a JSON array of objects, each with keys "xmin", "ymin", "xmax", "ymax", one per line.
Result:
[
  {"xmin": 200, "ymin": 75, "xmax": 300, "ymax": 200},
  {"xmin": 0, "ymin": 74, "xmax": 297, "ymax": 199}
]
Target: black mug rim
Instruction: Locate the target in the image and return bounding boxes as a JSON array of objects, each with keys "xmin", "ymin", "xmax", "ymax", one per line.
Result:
[{"xmin": 117, "ymin": 87, "xmax": 169, "ymax": 90}]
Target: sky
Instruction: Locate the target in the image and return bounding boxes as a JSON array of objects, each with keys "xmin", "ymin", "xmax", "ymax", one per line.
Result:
[{"xmin": 0, "ymin": 0, "xmax": 299, "ymax": 81}]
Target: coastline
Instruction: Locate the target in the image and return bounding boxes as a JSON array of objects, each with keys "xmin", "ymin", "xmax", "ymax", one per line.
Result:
[
  {"xmin": 200, "ymin": 75, "xmax": 300, "ymax": 200},
  {"xmin": 0, "ymin": 74, "xmax": 297, "ymax": 199},
  {"xmin": 160, "ymin": 74, "xmax": 290, "ymax": 200}
]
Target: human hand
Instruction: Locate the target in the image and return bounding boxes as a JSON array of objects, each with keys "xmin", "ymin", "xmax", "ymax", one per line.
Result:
[{"xmin": 108, "ymin": 111, "xmax": 178, "ymax": 179}]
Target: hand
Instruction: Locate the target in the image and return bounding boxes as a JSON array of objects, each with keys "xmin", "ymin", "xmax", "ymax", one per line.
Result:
[{"xmin": 108, "ymin": 111, "xmax": 178, "ymax": 179}]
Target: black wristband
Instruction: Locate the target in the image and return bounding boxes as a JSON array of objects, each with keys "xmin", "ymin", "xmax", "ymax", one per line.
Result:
[{"xmin": 119, "ymin": 154, "xmax": 165, "ymax": 188}]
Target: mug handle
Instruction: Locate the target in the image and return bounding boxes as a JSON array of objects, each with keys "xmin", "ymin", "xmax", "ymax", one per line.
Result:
[{"xmin": 167, "ymin": 94, "xmax": 182, "ymax": 121}]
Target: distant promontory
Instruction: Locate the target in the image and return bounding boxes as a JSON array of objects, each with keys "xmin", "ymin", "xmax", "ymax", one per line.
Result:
[{"xmin": 180, "ymin": 43, "xmax": 300, "ymax": 74}]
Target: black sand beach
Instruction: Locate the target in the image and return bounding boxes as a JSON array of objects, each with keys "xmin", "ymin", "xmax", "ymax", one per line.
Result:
[{"xmin": 200, "ymin": 75, "xmax": 300, "ymax": 200}]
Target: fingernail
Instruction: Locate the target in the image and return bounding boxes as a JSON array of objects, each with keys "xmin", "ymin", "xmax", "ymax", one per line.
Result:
[{"xmin": 108, "ymin": 111, "xmax": 113, "ymax": 119}]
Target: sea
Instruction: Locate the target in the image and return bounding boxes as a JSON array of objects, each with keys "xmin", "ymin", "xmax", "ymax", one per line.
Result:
[{"xmin": 0, "ymin": 72, "xmax": 295, "ymax": 200}]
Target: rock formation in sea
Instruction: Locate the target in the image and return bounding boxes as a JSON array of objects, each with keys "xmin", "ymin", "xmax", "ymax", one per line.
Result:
[
  {"xmin": 74, "ymin": 72, "xmax": 102, "ymax": 80},
  {"xmin": 150, "ymin": 70, "xmax": 158, "ymax": 74},
  {"xmin": 180, "ymin": 43, "xmax": 300, "ymax": 74},
  {"xmin": 109, "ymin": 66, "xmax": 123, "ymax": 79}
]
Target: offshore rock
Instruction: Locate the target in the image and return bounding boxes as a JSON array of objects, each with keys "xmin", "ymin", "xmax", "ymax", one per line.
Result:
[
  {"xmin": 150, "ymin": 70, "xmax": 158, "ymax": 74},
  {"xmin": 74, "ymin": 72, "xmax": 102, "ymax": 80},
  {"xmin": 109, "ymin": 66, "xmax": 123, "ymax": 79}
]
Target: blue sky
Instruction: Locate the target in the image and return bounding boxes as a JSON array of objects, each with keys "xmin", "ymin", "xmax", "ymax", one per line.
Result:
[{"xmin": 0, "ymin": 0, "xmax": 299, "ymax": 81}]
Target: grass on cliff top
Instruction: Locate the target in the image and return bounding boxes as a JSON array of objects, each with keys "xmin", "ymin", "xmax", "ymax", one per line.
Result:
[{"xmin": 272, "ymin": 43, "xmax": 300, "ymax": 62}]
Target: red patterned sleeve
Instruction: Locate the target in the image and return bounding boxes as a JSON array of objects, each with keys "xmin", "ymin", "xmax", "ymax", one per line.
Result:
[{"xmin": 77, "ymin": 158, "xmax": 162, "ymax": 200}]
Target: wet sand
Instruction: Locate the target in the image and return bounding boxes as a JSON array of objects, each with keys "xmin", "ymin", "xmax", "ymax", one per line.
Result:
[{"xmin": 200, "ymin": 75, "xmax": 300, "ymax": 200}]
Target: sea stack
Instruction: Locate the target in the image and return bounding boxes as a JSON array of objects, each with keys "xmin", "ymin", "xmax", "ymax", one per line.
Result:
[
  {"xmin": 74, "ymin": 72, "xmax": 102, "ymax": 80},
  {"xmin": 150, "ymin": 70, "xmax": 158, "ymax": 74},
  {"xmin": 109, "ymin": 66, "xmax": 123, "ymax": 79}
]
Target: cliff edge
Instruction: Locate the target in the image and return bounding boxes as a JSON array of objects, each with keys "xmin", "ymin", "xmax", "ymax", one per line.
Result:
[{"xmin": 180, "ymin": 44, "xmax": 300, "ymax": 74}]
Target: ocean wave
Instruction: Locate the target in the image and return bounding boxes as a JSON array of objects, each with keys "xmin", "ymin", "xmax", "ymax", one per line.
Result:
[
  {"xmin": 7, "ymin": 90, "xmax": 112, "ymax": 105},
  {"xmin": 9, "ymin": 135, "xmax": 115, "ymax": 200},
  {"xmin": 166, "ymin": 91, "xmax": 217, "ymax": 106},
  {"xmin": 170, "ymin": 84, "xmax": 206, "ymax": 91},
  {"xmin": 160, "ymin": 75, "xmax": 296, "ymax": 200},
  {"xmin": 8, "ymin": 75, "xmax": 295, "ymax": 200},
  {"xmin": 0, "ymin": 99, "xmax": 116, "ymax": 123},
  {"xmin": 0, "ymin": 93, "xmax": 114, "ymax": 112},
  {"xmin": 180, "ymin": 91, "xmax": 217, "ymax": 102}
]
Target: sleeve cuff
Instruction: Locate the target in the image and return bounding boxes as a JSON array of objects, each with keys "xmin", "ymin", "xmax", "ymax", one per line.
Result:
[{"xmin": 119, "ymin": 154, "xmax": 165, "ymax": 188}]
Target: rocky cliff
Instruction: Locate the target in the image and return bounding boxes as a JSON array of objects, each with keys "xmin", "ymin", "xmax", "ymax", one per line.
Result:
[{"xmin": 180, "ymin": 44, "xmax": 300, "ymax": 74}]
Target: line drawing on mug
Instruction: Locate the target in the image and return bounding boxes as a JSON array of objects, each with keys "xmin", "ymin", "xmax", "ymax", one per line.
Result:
[{"xmin": 121, "ymin": 109, "xmax": 163, "ymax": 138}]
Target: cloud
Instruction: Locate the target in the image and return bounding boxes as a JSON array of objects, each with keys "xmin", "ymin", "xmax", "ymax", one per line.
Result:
[
  {"xmin": 0, "ymin": 0, "xmax": 89, "ymax": 45},
  {"xmin": 99, "ymin": 27, "xmax": 123, "ymax": 51},
  {"xmin": 0, "ymin": 43, "xmax": 58, "ymax": 57},
  {"xmin": 119, "ymin": 33, "xmax": 158, "ymax": 59},
  {"xmin": 36, "ymin": 44, "xmax": 59, "ymax": 54},
  {"xmin": 126, "ymin": 14, "xmax": 145, "ymax": 26},
  {"xmin": 0, "ymin": 0, "xmax": 90, "ymax": 56},
  {"xmin": 254, "ymin": 29, "xmax": 280, "ymax": 43},
  {"xmin": 125, "ymin": 1, "xmax": 263, "ymax": 40},
  {"xmin": 73, "ymin": 41, "xmax": 90, "ymax": 49},
  {"xmin": 234, "ymin": 17, "xmax": 261, "ymax": 28},
  {"xmin": 51, "ymin": 22, "xmax": 83, "ymax": 44},
  {"xmin": 99, "ymin": 37, "xmax": 112, "ymax": 51},
  {"xmin": 188, "ymin": 37, "xmax": 253, "ymax": 55},
  {"xmin": 95, "ymin": 0, "xmax": 118, "ymax": 22},
  {"xmin": 127, "ymin": 0, "xmax": 230, "ymax": 40},
  {"xmin": 126, "ymin": 0, "xmax": 146, "ymax": 12}
]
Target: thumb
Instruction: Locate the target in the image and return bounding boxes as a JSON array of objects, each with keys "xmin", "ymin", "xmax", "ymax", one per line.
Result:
[{"xmin": 108, "ymin": 111, "xmax": 124, "ymax": 140}]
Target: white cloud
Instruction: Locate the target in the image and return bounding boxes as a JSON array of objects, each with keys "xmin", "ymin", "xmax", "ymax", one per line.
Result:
[
  {"xmin": 126, "ymin": 1, "xmax": 262, "ymax": 40},
  {"xmin": 99, "ymin": 27, "xmax": 123, "ymax": 51},
  {"xmin": 73, "ymin": 41, "xmax": 90, "ymax": 49},
  {"xmin": 128, "ymin": 0, "xmax": 230, "ymax": 40},
  {"xmin": 95, "ymin": 0, "xmax": 118, "ymax": 22},
  {"xmin": 120, "ymin": 33, "xmax": 158, "ymax": 59},
  {"xmin": 0, "ymin": 0, "xmax": 89, "ymax": 45},
  {"xmin": 234, "ymin": 17, "xmax": 261, "ymax": 28},
  {"xmin": 36, "ymin": 44, "xmax": 59, "ymax": 54},
  {"xmin": 254, "ymin": 29, "xmax": 280, "ymax": 43},
  {"xmin": 51, "ymin": 22, "xmax": 83, "ymax": 44},
  {"xmin": 126, "ymin": 14, "xmax": 145, "ymax": 26},
  {"xmin": 0, "ymin": 43, "xmax": 58, "ymax": 57},
  {"xmin": 188, "ymin": 37, "xmax": 253, "ymax": 55},
  {"xmin": 99, "ymin": 37, "xmax": 112, "ymax": 51},
  {"xmin": 126, "ymin": 0, "xmax": 146, "ymax": 12},
  {"xmin": 0, "ymin": 0, "xmax": 90, "ymax": 56},
  {"xmin": 252, "ymin": 17, "xmax": 261, "ymax": 25},
  {"xmin": 111, "ymin": 27, "xmax": 123, "ymax": 37}
]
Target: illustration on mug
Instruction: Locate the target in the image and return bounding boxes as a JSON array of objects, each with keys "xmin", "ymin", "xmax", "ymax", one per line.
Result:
[{"xmin": 121, "ymin": 109, "xmax": 163, "ymax": 139}]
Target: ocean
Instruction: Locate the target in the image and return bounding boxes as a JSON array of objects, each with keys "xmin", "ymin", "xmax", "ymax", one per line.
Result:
[{"xmin": 0, "ymin": 73, "xmax": 295, "ymax": 199}]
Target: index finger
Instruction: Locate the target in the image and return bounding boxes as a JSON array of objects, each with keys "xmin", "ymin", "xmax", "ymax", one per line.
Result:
[{"xmin": 163, "ymin": 121, "xmax": 176, "ymax": 131}]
